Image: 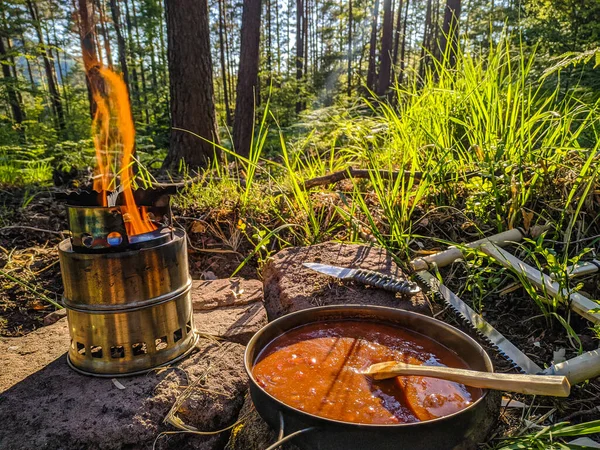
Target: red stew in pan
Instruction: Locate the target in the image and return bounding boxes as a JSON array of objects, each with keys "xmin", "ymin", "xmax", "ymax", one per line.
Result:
[{"xmin": 252, "ymin": 320, "xmax": 481, "ymax": 424}]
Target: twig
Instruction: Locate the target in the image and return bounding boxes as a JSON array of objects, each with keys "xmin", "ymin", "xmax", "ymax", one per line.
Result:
[{"xmin": 301, "ymin": 167, "xmax": 420, "ymax": 190}]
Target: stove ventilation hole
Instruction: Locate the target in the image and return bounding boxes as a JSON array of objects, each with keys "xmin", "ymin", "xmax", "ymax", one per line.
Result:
[
  {"xmin": 110, "ymin": 345, "xmax": 125, "ymax": 358},
  {"xmin": 155, "ymin": 336, "xmax": 168, "ymax": 351},
  {"xmin": 132, "ymin": 342, "xmax": 148, "ymax": 356},
  {"xmin": 91, "ymin": 346, "xmax": 103, "ymax": 358},
  {"xmin": 81, "ymin": 234, "xmax": 94, "ymax": 248},
  {"xmin": 107, "ymin": 232, "xmax": 123, "ymax": 246},
  {"xmin": 76, "ymin": 342, "xmax": 86, "ymax": 356},
  {"xmin": 185, "ymin": 320, "xmax": 192, "ymax": 336},
  {"xmin": 173, "ymin": 328, "xmax": 183, "ymax": 343}
]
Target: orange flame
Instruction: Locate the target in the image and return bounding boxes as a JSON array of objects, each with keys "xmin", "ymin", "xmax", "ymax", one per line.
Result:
[{"xmin": 91, "ymin": 67, "xmax": 156, "ymax": 236}]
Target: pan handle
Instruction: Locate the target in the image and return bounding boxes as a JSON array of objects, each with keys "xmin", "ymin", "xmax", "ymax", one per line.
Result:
[{"xmin": 264, "ymin": 411, "xmax": 317, "ymax": 450}]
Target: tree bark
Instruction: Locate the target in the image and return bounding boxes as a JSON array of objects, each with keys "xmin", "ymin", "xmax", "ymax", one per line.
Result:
[
  {"xmin": 232, "ymin": 0, "xmax": 261, "ymax": 158},
  {"xmin": 109, "ymin": 0, "xmax": 131, "ymax": 98},
  {"xmin": 366, "ymin": 0, "xmax": 380, "ymax": 91},
  {"xmin": 163, "ymin": 0, "xmax": 220, "ymax": 170},
  {"xmin": 295, "ymin": 0, "xmax": 304, "ymax": 113},
  {"xmin": 130, "ymin": 0, "xmax": 149, "ymax": 123},
  {"xmin": 419, "ymin": 0, "xmax": 433, "ymax": 79},
  {"xmin": 377, "ymin": 0, "xmax": 393, "ymax": 95},
  {"xmin": 440, "ymin": 0, "xmax": 461, "ymax": 68},
  {"xmin": 346, "ymin": 0, "xmax": 352, "ymax": 96},
  {"xmin": 77, "ymin": 0, "xmax": 102, "ymax": 118},
  {"xmin": 26, "ymin": 0, "xmax": 65, "ymax": 132},
  {"xmin": 0, "ymin": 37, "xmax": 25, "ymax": 125},
  {"xmin": 398, "ymin": 0, "xmax": 409, "ymax": 84},
  {"xmin": 392, "ymin": 0, "xmax": 403, "ymax": 71},
  {"xmin": 217, "ymin": 0, "xmax": 232, "ymax": 125},
  {"xmin": 123, "ymin": 0, "xmax": 140, "ymax": 110},
  {"xmin": 96, "ymin": 0, "xmax": 113, "ymax": 68}
]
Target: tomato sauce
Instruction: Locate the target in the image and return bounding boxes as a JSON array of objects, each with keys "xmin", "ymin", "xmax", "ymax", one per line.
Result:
[{"xmin": 252, "ymin": 320, "xmax": 481, "ymax": 424}]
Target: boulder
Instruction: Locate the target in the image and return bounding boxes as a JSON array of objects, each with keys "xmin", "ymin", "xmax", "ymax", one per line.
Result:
[
  {"xmin": 262, "ymin": 242, "xmax": 432, "ymax": 320},
  {"xmin": 0, "ymin": 278, "xmax": 268, "ymax": 449},
  {"xmin": 0, "ymin": 338, "xmax": 247, "ymax": 450}
]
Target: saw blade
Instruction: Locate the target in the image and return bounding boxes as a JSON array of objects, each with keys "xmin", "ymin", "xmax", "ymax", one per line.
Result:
[{"xmin": 416, "ymin": 270, "xmax": 542, "ymax": 375}]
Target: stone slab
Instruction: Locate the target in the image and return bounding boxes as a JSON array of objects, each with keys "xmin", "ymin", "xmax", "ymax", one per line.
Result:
[
  {"xmin": 191, "ymin": 279, "xmax": 263, "ymax": 310},
  {"xmin": 262, "ymin": 242, "xmax": 432, "ymax": 320},
  {"xmin": 191, "ymin": 278, "xmax": 267, "ymax": 345},
  {"xmin": 0, "ymin": 338, "xmax": 247, "ymax": 450}
]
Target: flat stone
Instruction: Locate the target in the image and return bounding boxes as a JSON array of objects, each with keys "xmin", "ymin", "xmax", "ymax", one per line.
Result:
[
  {"xmin": 262, "ymin": 242, "xmax": 432, "ymax": 320},
  {"xmin": 0, "ymin": 318, "xmax": 70, "ymax": 391},
  {"xmin": 42, "ymin": 308, "xmax": 67, "ymax": 326},
  {"xmin": 0, "ymin": 337, "xmax": 247, "ymax": 450},
  {"xmin": 195, "ymin": 302, "xmax": 267, "ymax": 345},
  {"xmin": 192, "ymin": 278, "xmax": 267, "ymax": 345},
  {"xmin": 191, "ymin": 279, "xmax": 263, "ymax": 310}
]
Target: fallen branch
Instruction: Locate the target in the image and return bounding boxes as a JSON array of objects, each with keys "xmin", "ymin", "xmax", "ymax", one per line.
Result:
[
  {"xmin": 301, "ymin": 167, "xmax": 505, "ymax": 191},
  {"xmin": 301, "ymin": 167, "xmax": 420, "ymax": 190}
]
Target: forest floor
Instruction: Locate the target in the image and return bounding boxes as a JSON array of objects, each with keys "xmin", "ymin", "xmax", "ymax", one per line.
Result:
[{"xmin": 2, "ymin": 181, "xmax": 600, "ymax": 448}]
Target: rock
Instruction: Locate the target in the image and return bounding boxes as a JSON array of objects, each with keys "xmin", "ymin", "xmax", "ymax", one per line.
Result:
[
  {"xmin": 0, "ymin": 338, "xmax": 248, "ymax": 450},
  {"xmin": 194, "ymin": 302, "xmax": 266, "ymax": 345},
  {"xmin": 1, "ymin": 279, "xmax": 266, "ymax": 393},
  {"xmin": 0, "ymin": 318, "xmax": 70, "ymax": 391},
  {"xmin": 191, "ymin": 279, "xmax": 262, "ymax": 310},
  {"xmin": 42, "ymin": 308, "xmax": 67, "ymax": 326},
  {"xmin": 0, "ymin": 278, "xmax": 269, "ymax": 449},
  {"xmin": 192, "ymin": 279, "xmax": 266, "ymax": 345},
  {"xmin": 262, "ymin": 242, "xmax": 432, "ymax": 320}
]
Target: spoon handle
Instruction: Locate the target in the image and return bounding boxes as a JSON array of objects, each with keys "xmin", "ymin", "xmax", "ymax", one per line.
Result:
[{"xmin": 364, "ymin": 361, "xmax": 570, "ymax": 397}]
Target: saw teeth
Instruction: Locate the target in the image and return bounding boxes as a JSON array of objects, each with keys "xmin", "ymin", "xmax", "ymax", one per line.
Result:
[{"xmin": 416, "ymin": 272, "xmax": 528, "ymax": 374}]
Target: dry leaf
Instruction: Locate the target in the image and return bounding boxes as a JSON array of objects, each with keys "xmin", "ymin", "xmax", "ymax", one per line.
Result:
[
  {"xmin": 190, "ymin": 221, "xmax": 206, "ymax": 234},
  {"xmin": 522, "ymin": 210, "xmax": 534, "ymax": 232}
]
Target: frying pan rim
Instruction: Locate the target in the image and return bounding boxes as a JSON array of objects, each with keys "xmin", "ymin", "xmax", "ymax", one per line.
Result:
[{"xmin": 245, "ymin": 304, "xmax": 493, "ymax": 429}]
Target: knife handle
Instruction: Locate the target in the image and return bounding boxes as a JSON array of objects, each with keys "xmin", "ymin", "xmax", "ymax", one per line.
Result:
[{"xmin": 353, "ymin": 269, "xmax": 421, "ymax": 295}]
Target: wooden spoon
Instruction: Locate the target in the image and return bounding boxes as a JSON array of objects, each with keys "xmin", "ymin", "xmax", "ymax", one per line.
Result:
[{"xmin": 362, "ymin": 361, "xmax": 571, "ymax": 397}]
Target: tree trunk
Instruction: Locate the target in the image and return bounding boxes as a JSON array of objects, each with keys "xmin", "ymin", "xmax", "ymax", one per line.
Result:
[
  {"xmin": 163, "ymin": 0, "xmax": 220, "ymax": 170},
  {"xmin": 26, "ymin": 0, "xmax": 65, "ymax": 132},
  {"xmin": 123, "ymin": 0, "xmax": 140, "ymax": 110},
  {"xmin": 377, "ymin": 0, "xmax": 393, "ymax": 95},
  {"xmin": 232, "ymin": 0, "xmax": 261, "ymax": 158},
  {"xmin": 77, "ymin": 0, "xmax": 102, "ymax": 118},
  {"xmin": 295, "ymin": 0, "xmax": 304, "ymax": 113},
  {"xmin": 217, "ymin": 0, "xmax": 232, "ymax": 125},
  {"xmin": 0, "ymin": 37, "xmax": 25, "ymax": 126},
  {"xmin": 419, "ymin": 0, "xmax": 433, "ymax": 79},
  {"xmin": 366, "ymin": 0, "xmax": 380, "ymax": 92},
  {"xmin": 96, "ymin": 0, "xmax": 113, "ymax": 68},
  {"xmin": 440, "ymin": 0, "xmax": 461, "ymax": 68},
  {"xmin": 131, "ymin": 0, "xmax": 150, "ymax": 123},
  {"xmin": 346, "ymin": 0, "xmax": 352, "ymax": 96},
  {"xmin": 109, "ymin": 0, "xmax": 131, "ymax": 97},
  {"xmin": 398, "ymin": 0, "xmax": 409, "ymax": 84},
  {"xmin": 392, "ymin": 0, "xmax": 403, "ymax": 71}
]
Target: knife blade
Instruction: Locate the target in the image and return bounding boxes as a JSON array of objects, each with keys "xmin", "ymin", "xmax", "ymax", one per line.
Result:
[
  {"xmin": 303, "ymin": 262, "xmax": 421, "ymax": 295},
  {"xmin": 416, "ymin": 270, "xmax": 542, "ymax": 375}
]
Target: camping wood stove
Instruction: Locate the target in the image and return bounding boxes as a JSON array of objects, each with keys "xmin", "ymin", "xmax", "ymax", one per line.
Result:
[{"xmin": 57, "ymin": 188, "xmax": 197, "ymax": 376}]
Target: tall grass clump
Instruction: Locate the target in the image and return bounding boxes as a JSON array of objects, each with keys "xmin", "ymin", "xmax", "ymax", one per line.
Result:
[{"xmin": 319, "ymin": 35, "xmax": 600, "ymax": 258}]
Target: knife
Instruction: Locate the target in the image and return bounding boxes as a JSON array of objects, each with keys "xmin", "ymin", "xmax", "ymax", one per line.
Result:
[
  {"xmin": 303, "ymin": 263, "xmax": 421, "ymax": 295},
  {"xmin": 416, "ymin": 270, "xmax": 542, "ymax": 375}
]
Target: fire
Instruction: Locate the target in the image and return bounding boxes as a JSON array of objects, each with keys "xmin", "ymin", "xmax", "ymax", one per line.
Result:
[{"xmin": 91, "ymin": 67, "xmax": 156, "ymax": 236}]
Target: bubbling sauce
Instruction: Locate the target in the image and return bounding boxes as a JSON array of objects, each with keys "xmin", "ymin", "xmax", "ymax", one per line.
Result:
[{"xmin": 252, "ymin": 320, "xmax": 481, "ymax": 424}]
